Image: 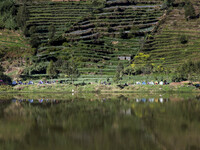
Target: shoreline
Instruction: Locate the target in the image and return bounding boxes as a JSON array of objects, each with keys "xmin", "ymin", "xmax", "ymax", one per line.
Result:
[{"xmin": 0, "ymin": 84, "xmax": 199, "ymax": 93}]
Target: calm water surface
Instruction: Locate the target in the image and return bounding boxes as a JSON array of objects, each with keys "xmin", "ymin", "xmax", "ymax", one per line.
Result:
[{"xmin": 0, "ymin": 93, "xmax": 200, "ymax": 150}]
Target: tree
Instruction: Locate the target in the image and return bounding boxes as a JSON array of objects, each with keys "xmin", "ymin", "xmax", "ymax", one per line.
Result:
[
  {"xmin": 29, "ymin": 26, "xmax": 40, "ymax": 48},
  {"xmin": 46, "ymin": 60, "xmax": 57, "ymax": 79},
  {"xmin": 0, "ymin": 64, "xmax": 5, "ymax": 72},
  {"xmin": 119, "ymin": 29, "xmax": 128, "ymax": 39},
  {"xmin": 62, "ymin": 60, "xmax": 80, "ymax": 84},
  {"xmin": 164, "ymin": 0, "xmax": 174, "ymax": 7},
  {"xmin": 113, "ymin": 63, "xmax": 124, "ymax": 84},
  {"xmin": 48, "ymin": 24, "xmax": 56, "ymax": 42},
  {"xmin": 184, "ymin": 1, "xmax": 196, "ymax": 19},
  {"xmin": 16, "ymin": 4, "xmax": 29, "ymax": 29},
  {"xmin": 0, "ymin": 64, "xmax": 11, "ymax": 84}
]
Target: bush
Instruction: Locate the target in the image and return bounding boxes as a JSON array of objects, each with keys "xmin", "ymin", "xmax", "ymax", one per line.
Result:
[
  {"xmin": 23, "ymin": 62, "xmax": 47, "ymax": 75},
  {"xmin": 179, "ymin": 34, "xmax": 188, "ymax": 44},
  {"xmin": 174, "ymin": 61, "xmax": 200, "ymax": 81},
  {"xmin": 49, "ymin": 36, "xmax": 66, "ymax": 46},
  {"xmin": 16, "ymin": 4, "xmax": 29, "ymax": 29},
  {"xmin": 164, "ymin": 0, "xmax": 175, "ymax": 7},
  {"xmin": 172, "ymin": 74, "xmax": 187, "ymax": 82},
  {"xmin": 0, "ymin": 18, "xmax": 5, "ymax": 29},
  {"xmin": 0, "ymin": 64, "xmax": 11, "ymax": 84},
  {"xmin": 184, "ymin": 1, "xmax": 196, "ymax": 19}
]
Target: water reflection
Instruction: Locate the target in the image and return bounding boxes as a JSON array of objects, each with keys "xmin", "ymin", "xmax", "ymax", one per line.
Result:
[
  {"xmin": 9, "ymin": 97, "xmax": 177, "ymax": 104},
  {"xmin": 0, "ymin": 93, "xmax": 200, "ymax": 150},
  {"xmin": 11, "ymin": 99, "xmax": 61, "ymax": 104}
]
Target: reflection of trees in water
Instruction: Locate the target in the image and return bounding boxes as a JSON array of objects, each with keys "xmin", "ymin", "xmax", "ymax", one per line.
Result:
[
  {"xmin": 0, "ymin": 96, "xmax": 200, "ymax": 150},
  {"xmin": 133, "ymin": 100, "xmax": 200, "ymax": 150}
]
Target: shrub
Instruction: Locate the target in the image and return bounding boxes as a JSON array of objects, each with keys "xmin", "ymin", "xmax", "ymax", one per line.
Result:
[
  {"xmin": 23, "ymin": 62, "xmax": 47, "ymax": 75},
  {"xmin": 0, "ymin": 65, "xmax": 11, "ymax": 84},
  {"xmin": 184, "ymin": 1, "xmax": 196, "ymax": 19},
  {"xmin": 174, "ymin": 61, "xmax": 200, "ymax": 81},
  {"xmin": 164, "ymin": 0, "xmax": 175, "ymax": 7},
  {"xmin": 172, "ymin": 74, "xmax": 187, "ymax": 82},
  {"xmin": 47, "ymin": 60, "xmax": 58, "ymax": 79},
  {"xmin": 16, "ymin": 4, "xmax": 29, "ymax": 29},
  {"xmin": 49, "ymin": 36, "xmax": 66, "ymax": 46},
  {"xmin": 179, "ymin": 34, "xmax": 188, "ymax": 44},
  {"xmin": 48, "ymin": 24, "xmax": 56, "ymax": 42}
]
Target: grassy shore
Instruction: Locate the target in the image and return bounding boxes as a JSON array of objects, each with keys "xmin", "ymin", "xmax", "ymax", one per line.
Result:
[{"xmin": 0, "ymin": 83, "xmax": 199, "ymax": 93}]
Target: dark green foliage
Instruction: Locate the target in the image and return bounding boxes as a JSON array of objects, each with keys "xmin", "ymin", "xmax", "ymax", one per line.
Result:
[
  {"xmin": 47, "ymin": 60, "xmax": 58, "ymax": 78},
  {"xmin": 29, "ymin": 26, "xmax": 36, "ymax": 35},
  {"xmin": 23, "ymin": 62, "xmax": 47, "ymax": 75},
  {"xmin": 119, "ymin": 30, "xmax": 129, "ymax": 39},
  {"xmin": 0, "ymin": 0, "xmax": 18, "ymax": 30},
  {"xmin": 89, "ymin": 0, "xmax": 106, "ymax": 6},
  {"xmin": 164, "ymin": 0, "xmax": 175, "ymax": 7},
  {"xmin": 172, "ymin": 74, "xmax": 187, "ymax": 82},
  {"xmin": 29, "ymin": 26, "xmax": 40, "ymax": 48},
  {"xmin": 49, "ymin": 36, "xmax": 66, "ymax": 46},
  {"xmin": 179, "ymin": 34, "xmax": 188, "ymax": 44},
  {"xmin": 61, "ymin": 60, "xmax": 80, "ymax": 84},
  {"xmin": 184, "ymin": 1, "xmax": 196, "ymax": 19},
  {"xmin": 124, "ymin": 66, "xmax": 134, "ymax": 76},
  {"xmin": 16, "ymin": 4, "xmax": 29, "ymax": 29},
  {"xmin": 0, "ymin": 65, "xmax": 4, "ymax": 72},
  {"xmin": 173, "ymin": 61, "xmax": 200, "ymax": 81},
  {"xmin": 30, "ymin": 34, "xmax": 40, "ymax": 48},
  {"xmin": 113, "ymin": 63, "xmax": 124, "ymax": 83},
  {"xmin": 0, "ymin": 64, "xmax": 11, "ymax": 84},
  {"xmin": 48, "ymin": 24, "xmax": 56, "ymax": 42},
  {"xmin": 0, "ymin": 72, "xmax": 12, "ymax": 84},
  {"xmin": 16, "ymin": 0, "xmax": 33, "ymax": 4},
  {"xmin": 107, "ymin": 26, "xmax": 115, "ymax": 32}
]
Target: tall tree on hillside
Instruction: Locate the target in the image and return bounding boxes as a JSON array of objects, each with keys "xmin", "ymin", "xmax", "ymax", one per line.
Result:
[
  {"xmin": 184, "ymin": 0, "xmax": 196, "ymax": 19},
  {"xmin": 62, "ymin": 60, "xmax": 80, "ymax": 84},
  {"xmin": 48, "ymin": 24, "xmax": 56, "ymax": 42},
  {"xmin": 16, "ymin": 4, "xmax": 29, "ymax": 29},
  {"xmin": 47, "ymin": 60, "xmax": 57, "ymax": 79},
  {"xmin": 113, "ymin": 62, "xmax": 124, "ymax": 84},
  {"xmin": 0, "ymin": 64, "xmax": 11, "ymax": 84},
  {"xmin": 29, "ymin": 26, "xmax": 40, "ymax": 48}
]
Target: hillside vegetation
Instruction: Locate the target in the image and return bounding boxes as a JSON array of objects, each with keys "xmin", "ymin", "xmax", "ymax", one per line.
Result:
[
  {"xmin": 0, "ymin": 0, "xmax": 199, "ymax": 82},
  {"xmin": 133, "ymin": 0, "xmax": 200, "ymax": 72},
  {"xmin": 19, "ymin": 0, "xmax": 165, "ymax": 78}
]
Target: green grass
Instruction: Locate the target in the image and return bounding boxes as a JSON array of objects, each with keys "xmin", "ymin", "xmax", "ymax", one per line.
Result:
[{"xmin": 4, "ymin": 83, "xmax": 199, "ymax": 93}]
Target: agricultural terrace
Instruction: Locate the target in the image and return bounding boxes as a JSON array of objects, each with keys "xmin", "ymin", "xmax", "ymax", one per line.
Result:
[
  {"xmin": 24, "ymin": 0, "xmax": 165, "ymax": 78},
  {"xmin": 135, "ymin": 0, "xmax": 200, "ymax": 71}
]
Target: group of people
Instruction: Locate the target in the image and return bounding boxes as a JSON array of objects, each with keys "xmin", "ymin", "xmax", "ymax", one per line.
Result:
[
  {"xmin": 135, "ymin": 80, "xmax": 169, "ymax": 85},
  {"xmin": 12, "ymin": 80, "xmax": 169, "ymax": 86},
  {"xmin": 12, "ymin": 99, "xmax": 60, "ymax": 104},
  {"xmin": 12, "ymin": 80, "xmax": 34, "ymax": 85},
  {"xmin": 12, "ymin": 80, "xmax": 59, "ymax": 85}
]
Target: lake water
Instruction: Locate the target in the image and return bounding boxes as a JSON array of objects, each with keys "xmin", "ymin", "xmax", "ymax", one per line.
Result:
[{"xmin": 0, "ymin": 93, "xmax": 200, "ymax": 150}]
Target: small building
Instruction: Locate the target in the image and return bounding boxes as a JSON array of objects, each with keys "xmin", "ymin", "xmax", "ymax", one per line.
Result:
[
  {"xmin": 118, "ymin": 56, "xmax": 132, "ymax": 61},
  {"xmin": 125, "ymin": 56, "xmax": 131, "ymax": 61},
  {"xmin": 118, "ymin": 56, "xmax": 126, "ymax": 60}
]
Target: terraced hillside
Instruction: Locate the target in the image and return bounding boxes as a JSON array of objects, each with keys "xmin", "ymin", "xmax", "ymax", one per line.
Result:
[
  {"xmin": 0, "ymin": 29, "xmax": 33, "ymax": 61},
  {"xmin": 0, "ymin": 29, "xmax": 33, "ymax": 79},
  {"xmin": 137, "ymin": 0, "xmax": 200, "ymax": 71},
  {"xmin": 26, "ymin": 1, "xmax": 98, "ymax": 43},
  {"xmin": 62, "ymin": 1, "xmax": 165, "ymax": 75},
  {"xmin": 30, "ymin": 0, "xmax": 165, "ymax": 76}
]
